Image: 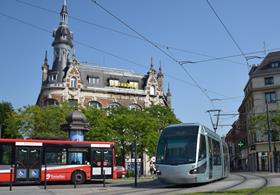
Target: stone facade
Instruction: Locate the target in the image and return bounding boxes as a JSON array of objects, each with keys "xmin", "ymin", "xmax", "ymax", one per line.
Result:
[
  {"xmin": 36, "ymin": 1, "xmax": 171, "ymax": 109},
  {"xmin": 226, "ymin": 51, "xmax": 280, "ymax": 172}
]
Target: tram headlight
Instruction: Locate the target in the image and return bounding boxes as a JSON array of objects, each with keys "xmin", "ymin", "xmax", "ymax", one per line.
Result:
[{"xmin": 189, "ymin": 162, "xmax": 206, "ymax": 174}]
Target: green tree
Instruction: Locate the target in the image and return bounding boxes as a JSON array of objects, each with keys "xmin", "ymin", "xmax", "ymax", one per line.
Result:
[
  {"xmin": 83, "ymin": 107, "xmax": 115, "ymax": 141},
  {"xmin": 249, "ymin": 110, "xmax": 280, "ymax": 141},
  {"xmin": 0, "ymin": 101, "xmax": 14, "ymax": 138},
  {"xmin": 144, "ymin": 105, "xmax": 181, "ymax": 130},
  {"xmin": 4, "ymin": 102, "xmax": 73, "ymax": 139}
]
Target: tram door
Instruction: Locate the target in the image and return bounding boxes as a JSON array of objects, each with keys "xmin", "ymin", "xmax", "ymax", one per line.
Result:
[
  {"xmin": 91, "ymin": 148, "xmax": 112, "ymax": 179},
  {"xmin": 208, "ymin": 139, "xmax": 213, "ymax": 179},
  {"xmin": 15, "ymin": 147, "xmax": 41, "ymax": 182}
]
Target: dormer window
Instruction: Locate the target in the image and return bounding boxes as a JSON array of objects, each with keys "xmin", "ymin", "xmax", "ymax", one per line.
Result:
[
  {"xmin": 70, "ymin": 77, "xmax": 77, "ymax": 88},
  {"xmin": 129, "ymin": 81, "xmax": 139, "ymax": 89},
  {"xmin": 271, "ymin": 62, "xmax": 280, "ymax": 68},
  {"xmin": 109, "ymin": 79, "xmax": 119, "ymax": 87},
  {"xmin": 150, "ymin": 85, "xmax": 155, "ymax": 96},
  {"xmin": 88, "ymin": 77, "xmax": 100, "ymax": 85}
]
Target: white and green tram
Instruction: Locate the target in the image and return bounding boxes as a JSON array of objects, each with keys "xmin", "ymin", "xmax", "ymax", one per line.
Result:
[{"xmin": 156, "ymin": 123, "xmax": 229, "ymax": 184}]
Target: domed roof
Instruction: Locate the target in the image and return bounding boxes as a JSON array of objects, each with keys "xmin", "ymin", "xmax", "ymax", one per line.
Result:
[
  {"xmin": 66, "ymin": 110, "xmax": 87, "ymax": 123},
  {"xmin": 62, "ymin": 110, "xmax": 90, "ymax": 131}
]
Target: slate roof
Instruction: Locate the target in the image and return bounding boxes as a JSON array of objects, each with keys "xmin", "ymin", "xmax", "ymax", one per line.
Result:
[{"xmin": 79, "ymin": 63, "xmax": 146, "ymax": 89}]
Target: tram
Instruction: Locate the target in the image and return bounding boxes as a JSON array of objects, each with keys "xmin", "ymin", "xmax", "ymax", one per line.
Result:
[{"xmin": 155, "ymin": 123, "xmax": 229, "ymax": 184}]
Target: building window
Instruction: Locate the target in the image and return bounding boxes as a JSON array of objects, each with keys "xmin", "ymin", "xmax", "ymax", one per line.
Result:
[
  {"xmin": 88, "ymin": 77, "xmax": 100, "ymax": 85},
  {"xmin": 271, "ymin": 62, "xmax": 280, "ymax": 68},
  {"xmin": 129, "ymin": 81, "xmax": 139, "ymax": 89},
  {"xmin": 150, "ymin": 86, "xmax": 155, "ymax": 96},
  {"xmin": 108, "ymin": 102, "xmax": 121, "ymax": 109},
  {"xmin": 70, "ymin": 77, "xmax": 77, "ymax": 88},
  {"xmin": 265, "ymin": 91, "xmax": 277, "ymax": 103},
  {"xmin": 69, "ymin": 99, "xmax": 78, "ymax": 107},
  {"xmin": 45, "ymin": 98, "xmax": 58, "ymax": 106},
  {"xmin": 109, "ymin": 79, "xmax": 119, "ymax": 87},
  {"xmin": 48, "ymin": 74, "xmax": 57, "ymax": 81},
  {"xmin": 128, "ymin": 104, "xmax": 141, "ymax": 110},
  {"xmin": 88, "ymin": 101, "xmax": 102, "ymax": 109},
  {"xmin": 264, "ymin": 77, "xmax": 274, "ymax": 85}
]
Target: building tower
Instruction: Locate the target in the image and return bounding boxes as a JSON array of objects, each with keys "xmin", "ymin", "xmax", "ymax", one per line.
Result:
[{"xmin": 51, "ymin": 0, "xmax": 73, "ymax": 83}]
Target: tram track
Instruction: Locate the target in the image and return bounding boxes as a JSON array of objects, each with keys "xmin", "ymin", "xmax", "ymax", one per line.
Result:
[
  {"xmin": 211, "ymin": 173, "xmax": 247, "ymax": 193},
  {"xmin": 247, "ymin": 174, "xmax": 268, "ymax": 195},
  {"xmin": 208, "ymin": 173, "xmax": 269, "ymax": 195}
]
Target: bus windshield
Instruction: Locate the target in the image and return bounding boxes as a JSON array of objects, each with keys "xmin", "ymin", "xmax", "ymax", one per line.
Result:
[{"xmin": 156, "ymin": 125, "xmax": 198, "ymax": 165}]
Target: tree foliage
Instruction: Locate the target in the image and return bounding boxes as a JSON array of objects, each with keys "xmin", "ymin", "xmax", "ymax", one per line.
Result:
[
  {"xmin": 3, "ymin": 102, "xmax": 180, "ymax": 165},
  {"xmin": 0, "ymin": 101, "xmax": 14, "ymax": 138},
  {"xmin": 4, "ymin": 103, "xmax": 73, "ymax": 139},
  {"xmin": 249, "ymin": 109, "xmax": 280, "ymax": 141}
]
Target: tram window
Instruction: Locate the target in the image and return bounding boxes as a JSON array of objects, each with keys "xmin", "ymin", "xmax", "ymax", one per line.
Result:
[
  {"xmin": 212, "ymin": 140, "xmax": 221, "ymax": 165},
  {"xmin": 45, "ymin": 147, "xmax": 67, "ymax": 165},
  {"xmin": 198, "ymin": 135, "xmax": 206, "ymax": 161},
  {"xmin": 0, "ymin": 144, "xmax": 12, "ymax": 165}
]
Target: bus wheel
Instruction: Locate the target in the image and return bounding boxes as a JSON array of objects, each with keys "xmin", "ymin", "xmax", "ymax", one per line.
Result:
[{"xmin": 71, "ymin": 170, "xmax": 86, "ymax": 184}]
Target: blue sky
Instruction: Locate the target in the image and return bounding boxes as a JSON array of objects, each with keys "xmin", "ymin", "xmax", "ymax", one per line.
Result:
[{"xmin": 1, "ymin": 0, "xmax": 280, "ymax": 136}]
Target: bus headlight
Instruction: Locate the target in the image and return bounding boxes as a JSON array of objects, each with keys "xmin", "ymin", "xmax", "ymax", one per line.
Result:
[{"xmin": 189, "ymin": 162, "xmax": 206, "ymax": 174}]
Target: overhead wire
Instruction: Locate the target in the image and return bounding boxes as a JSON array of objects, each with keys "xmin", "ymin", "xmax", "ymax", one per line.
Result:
[
  {"xmin": 206, "ymin": 0, "xmax": 250, "ymax": 69},
  {"xmin": 91, "ymin": 0, "xmax": 215, "ymax": 108},
  {"xmin": 16, "ymin": 0, "xmax": 251, "ymax": 67},
  {"xmin": 0, "ymin": 10, "xmax": 236, "ymax": 101}
]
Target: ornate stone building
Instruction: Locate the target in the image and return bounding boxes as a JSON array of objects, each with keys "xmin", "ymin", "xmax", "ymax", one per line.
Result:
[
  {"xmin": 226, "ymin": 51, "xmax": 280, "ymax": 172},
  {"xmin": 37, "ymin": 1, "xmax": 171, "ymax": 109}
]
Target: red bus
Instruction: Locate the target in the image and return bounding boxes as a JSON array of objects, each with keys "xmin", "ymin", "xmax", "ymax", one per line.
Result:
[{"xmin": 0, "ymin": 138, "xmax": 115, "ymax": 184}]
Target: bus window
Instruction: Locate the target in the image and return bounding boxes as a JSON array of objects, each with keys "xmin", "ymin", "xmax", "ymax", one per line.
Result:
[
  {"xmin": 0, "ymin": 144, "xmax": 12, "ymax": 165},
  {"xmin": 103, "ymin": 150, "xmax": 112, "ymax": 166},
  {"xmin": 198, "ymin": 135, "xmax": 206, "ymax": 161},
  {"xmin": 45, "ymin": 147, "xmax": 67, "ymax": 165},
  {"xmin": 92, "ymin": 149, "xmax": 112, "ymax": 167},
  {"xmin": 68, "ymin": 148, "xmax": 89, "ymax": 165}
]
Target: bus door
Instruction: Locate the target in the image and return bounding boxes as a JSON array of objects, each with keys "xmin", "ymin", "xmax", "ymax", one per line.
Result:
[
  {"xmin": 15, "ymin": 147, "xmax": 41, "ymax": 183},
  {"xmin": 91, "ymin": 147, "xmax": 112, "ymax": 179}
]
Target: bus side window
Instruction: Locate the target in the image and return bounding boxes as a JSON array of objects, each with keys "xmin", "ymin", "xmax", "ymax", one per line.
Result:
[
  {"xmin": 198, "ymin": 135, "xmax": 206, "ymax": 161},
  {"xmin": 0, "ymin": 144, "xmax": 12, "ymax": 165},
  {"xmin": 45, "ymin": 147, "xmax": 67, "ymax": 165}
]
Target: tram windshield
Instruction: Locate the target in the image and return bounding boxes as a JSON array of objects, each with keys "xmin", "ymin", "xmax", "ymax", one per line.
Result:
[{"xmin": 156, "ymin": 125, "xmax": 198, "ymax": 165}]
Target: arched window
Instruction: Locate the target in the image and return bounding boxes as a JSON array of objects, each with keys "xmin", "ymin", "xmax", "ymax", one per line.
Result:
[
  {"xmin": 128, "ymin": 104, "xmax": 142, "ymax": 110},
  {"xmin": 108, "ymin": 102, "xmax": 121, "ymax": 109},
  {"xmin": 150, "ymin": 85, "xmax": 155, "ymax": 96},
  {"xmin": 88, "ymin": 101, "xmax": 102, "ymax": 109},
  {"xmin": 45, "ymin": 98, "xmax": 58, "ymax": 106},
  {"xmin": 70, "ymin": 77, "xmax": 77, "ymax": 88}
]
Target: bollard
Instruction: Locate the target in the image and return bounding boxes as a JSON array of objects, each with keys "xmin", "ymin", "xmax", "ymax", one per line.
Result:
[
  {"xmin": 74, "ymin": 170, "xmax": 77, "ymax": 189},
  {"xmin": 9, "ymin": 165, "xmax": 13, "ymax": 191},
  {"xmin": 44, "ymin": 164, "xmax": 47, "ymax": 190},
  {"xmin": 103, "ymin": 169, "xmax": 105, "ymax": 188}
]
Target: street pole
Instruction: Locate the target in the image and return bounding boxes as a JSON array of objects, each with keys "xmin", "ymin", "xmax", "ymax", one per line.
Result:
[
  {"xmin": 265, "ymin": 100, "xmax": 273, "ymax": 172},
  {"xmin": 134, "ymin": 140, "xmax": 137, "ymax": 187}
]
